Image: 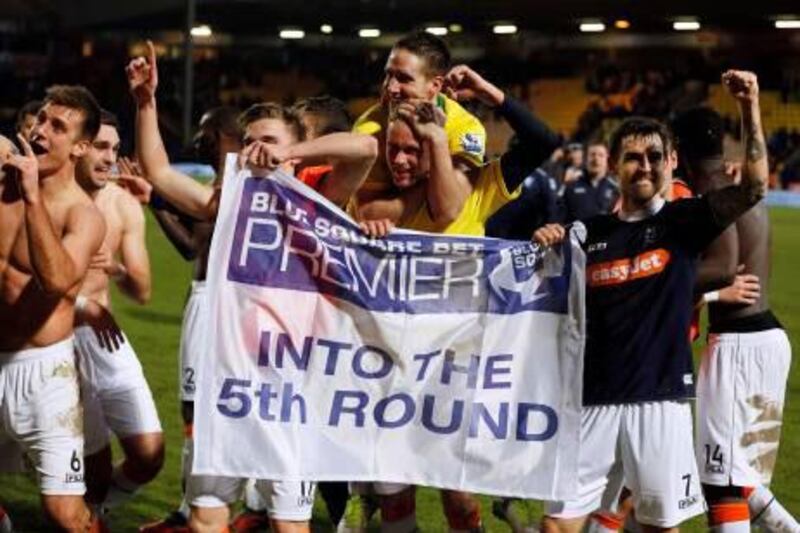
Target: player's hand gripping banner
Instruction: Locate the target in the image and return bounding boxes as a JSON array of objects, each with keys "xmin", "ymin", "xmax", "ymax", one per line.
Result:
[{"xmin": 194, "ymin": 155, "xmax": 586, "ymax": 499}]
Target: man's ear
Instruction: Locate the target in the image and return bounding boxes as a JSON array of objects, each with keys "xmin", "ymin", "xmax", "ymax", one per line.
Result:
[
  {"xmin": 669, "ymin": 149, "xmax": 679, "ymax": 172},
  {"xmin": 71, "ymin": 138, "xmax": 91, "ymax": 159},
  {"xmin": 429, "ymin": 75, "xmax": 445, "ymax": 98}
]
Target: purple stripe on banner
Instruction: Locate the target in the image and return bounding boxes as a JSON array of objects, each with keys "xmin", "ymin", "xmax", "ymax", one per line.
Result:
[{"xmin": 227, "ymin": 177, "xmax": 569, "ymax": 315}]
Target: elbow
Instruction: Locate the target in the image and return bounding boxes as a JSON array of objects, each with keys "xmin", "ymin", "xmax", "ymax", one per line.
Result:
[
  {"xmin": 720, "ymin": 263, "xmax": 738, "ymax": 287},
  {"xmin": 754, "ymin": 182, "xmax": 768, "ymax": 203},
  {"xmin": 38, "ymin": 276, "xmax": 76, "ymax": 298},
  {"xmin": 698, "ymin": 262, "xmax": 737, "ymax": 293},
  {"xmin": 429, "ymin": 206, "xmax": 460, "ymax": 227},
  {"xmin": 134, "ymin": 286, "xmax": 152, "ymax": 305}
]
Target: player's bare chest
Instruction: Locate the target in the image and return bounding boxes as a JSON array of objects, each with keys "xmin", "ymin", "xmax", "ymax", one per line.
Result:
[{"xmin": 0, "ymin": 197, "xmax": 69, "ymax": 271}]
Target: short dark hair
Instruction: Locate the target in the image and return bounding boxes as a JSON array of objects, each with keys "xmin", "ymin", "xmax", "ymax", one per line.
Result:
[
  {"xmin": 43, "ymin": 85, "xmax": 101, "ymax": 141},
  {"xmin": 671, "ymin": 106, "xmax": 724, "ymax": 164},
  {"xmin": 238, "ymin": 102, "xmax": 305, "ymax": 141},
  {"xmin": 200, "ymin": 106, "xmax": 242, "ymax": 139},
  {"xmin": 292, "ymin": 96, "xmax": 352, "ymax": 136},
  {"xmin": 99, "ymin": 109, "xmax": 119, "ymax": 130},
  {"xmin": 393, "ymin": 31, "xmax": 451, "ymax": 77},
  {"xmin": 609, "ymin": 116, "xmax": 673, "ymax": 162},
  {"xmin": 15, "ymin": 100, "xmax": 42, "ymax": 133}
]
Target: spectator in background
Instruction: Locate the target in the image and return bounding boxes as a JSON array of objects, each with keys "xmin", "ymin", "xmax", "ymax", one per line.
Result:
[
  {"xmin": 563, "ymin": 142, "xmax": 585, "ymax": 183},
  {"xmin": 560, "ymin": 141, "xmax": 619, "ymax": 222},
  {"xmin": 15, "ymin": 100, "xmax": 42, "ymax": 141},
  {"xmin": 541, "ymin": 142, "xmax": 583, "ymax": 185}
]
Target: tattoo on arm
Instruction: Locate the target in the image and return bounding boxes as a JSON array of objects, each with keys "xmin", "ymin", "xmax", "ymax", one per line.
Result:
[{"xmin": 746, "ymin": 122, "xmax": 766, "ymax": 163}]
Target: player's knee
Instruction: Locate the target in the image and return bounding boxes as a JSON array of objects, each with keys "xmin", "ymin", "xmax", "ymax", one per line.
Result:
[
  {"xmin": 41, "ymin": 496, "xmax": 91, "ymax": 531},
  {"xmin": 189, "ymin": 506, "xmax": 229, "ymax": 533},
  {"xmin": 123, "ymin": 433, "xmax": 165, "ymax": 480}
]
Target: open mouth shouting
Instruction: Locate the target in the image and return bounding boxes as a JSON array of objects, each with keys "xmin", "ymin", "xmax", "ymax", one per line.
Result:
[{"xmin": 30, "ymin": 139, "xmax": 48, "ymax": 156}]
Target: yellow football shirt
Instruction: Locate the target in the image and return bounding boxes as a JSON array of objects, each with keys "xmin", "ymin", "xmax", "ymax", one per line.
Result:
[
  {"xmin": 353, "ymin": 94, "xmax": 486, "ymax": 196},
  {"xmin": 401, "ymin": 158, "xmax": 520, "ymax": 236}
]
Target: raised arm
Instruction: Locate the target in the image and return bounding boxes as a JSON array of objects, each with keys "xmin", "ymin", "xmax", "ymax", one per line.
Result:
[
  {"xmin": 707, "ymin": 70, "xmax": 769, "ymax": 227},
  {"xmin": 246, "ymin": 132, "xmax": 378, "ymax": 207},
  {"xmin": 400, "ymin": 102, "xmax": 470, "ymax": 225},
  {"xmin": 6, "ymin": 135, "xmax": 105, "ymax": 295},
  {"xmin": 115, "ymin": 193, "xmax": 152, "ymax": 304},
  {"xmin": 127, "ymin": 41, "xmax": 217, "ymax": 220},
  {"xmin": 445, "ymin": 65, "xmax": 560, "ymax": 190},
  {"xmin": 150, "ymin": 205, "xmax": 200, "ymax": 260}
]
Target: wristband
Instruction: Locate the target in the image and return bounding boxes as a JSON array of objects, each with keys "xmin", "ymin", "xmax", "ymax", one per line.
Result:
[
  {"xmin": 703, "ymin": 291, "xmax": 720, "ymax": 303},
  {"xmin": 75, "ymin": 295, "xmax": 88, "ymax": 313}
]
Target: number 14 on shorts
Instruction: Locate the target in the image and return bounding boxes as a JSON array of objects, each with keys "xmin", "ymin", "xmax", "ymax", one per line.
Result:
[{"xmin": 704, "ymin": 444, "xmax": 725, "ymax": 475}]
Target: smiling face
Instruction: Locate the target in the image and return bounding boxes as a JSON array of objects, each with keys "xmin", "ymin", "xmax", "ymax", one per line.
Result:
[
  {"xmin": 76, "ymin": 124, "xmax": 120, "ymax": 191},
  {"xmin": 386, "ymin": 119, "xmax": 430, "ymax": 189},
  {"xmin": 381, "ymin": 48, "xmax": 442, "ymax": 105},
  {"xmin": 29, "ymin": 103, "xmax": 91, "ymax": 177},
  {"xmin": 613, "ymin": 133, "xmax": 668, "ymax": 208}
]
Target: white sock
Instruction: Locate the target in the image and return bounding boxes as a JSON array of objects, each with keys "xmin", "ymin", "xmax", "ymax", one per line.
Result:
[
  {"xmin": 178, "ymin": 498, "xmax": 190, "ymax": 519},
  {"xmin": 177, "ymin": 436, "xmax": 194, "ymax": 519},
  {"xmin": 381, "ymin": 513, "xmax": 417, "ymax": 533},
  {"xmin": 749, "ymin": 486, "xmax": 800, "ymax": 532},
  {"xmin": 181, "ymin": 436, "xmax": 193, "ymax": 484},
  {"xmin": 104, "ymin": 465, "xmax": 142, "ymax": 509}
]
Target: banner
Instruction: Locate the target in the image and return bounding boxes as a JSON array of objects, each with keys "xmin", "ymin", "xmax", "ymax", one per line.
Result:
[{"xmin": 193, "ymin": 156, "xmax": 586, "ymax": 499}]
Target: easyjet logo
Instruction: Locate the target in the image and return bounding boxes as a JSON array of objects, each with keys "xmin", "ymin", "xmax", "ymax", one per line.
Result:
[{"xmin": 587, "ymin": 249, "xmax": 671, "ymax": 287}]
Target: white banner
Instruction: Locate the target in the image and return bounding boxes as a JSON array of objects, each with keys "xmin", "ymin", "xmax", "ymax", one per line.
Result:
[{"xmin": 193, "ymin": 155, "xmax": 586, "ymax": 499}]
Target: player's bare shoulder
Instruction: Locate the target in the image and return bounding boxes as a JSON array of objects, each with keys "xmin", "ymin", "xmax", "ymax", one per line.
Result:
[{"xmin": 109, "ymin": 181, "xmax": 146, "ymax": 229}]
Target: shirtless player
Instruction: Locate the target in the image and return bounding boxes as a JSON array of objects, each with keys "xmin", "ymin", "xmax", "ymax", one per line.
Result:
[
  {"xmin": 672, "ymin": 72, "xmax": 800, "ymax": 533},
  {"xmin": 73, "ymin": 109, "xmax": 164, "ymax": 514},
  {"xmin": 0, "ymin": 86, "xmax": 106, "ymax": 531}
]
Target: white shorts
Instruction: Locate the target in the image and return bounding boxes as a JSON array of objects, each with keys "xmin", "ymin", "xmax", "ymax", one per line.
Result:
[
  {"xmin": 75, "ymin": 325, "xmax": 162, "ymax": 455},
  {"xmin": 183, "ymin": 436, "xmax": 314, "ymax": 520},
  {"xmin": 696, "ymin": 328, "xmax": 791, "ymax": 487},
  {"xmin": 545, "ymin": 401, "xmax": 705, "ymax": 528},
  {"xmin": 0, "ymin": 338, "xmax": 86, "ymax": 495},
  {"xmin": 179, "ymin": 281, "xmax": 208, "ymax": 402}
]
